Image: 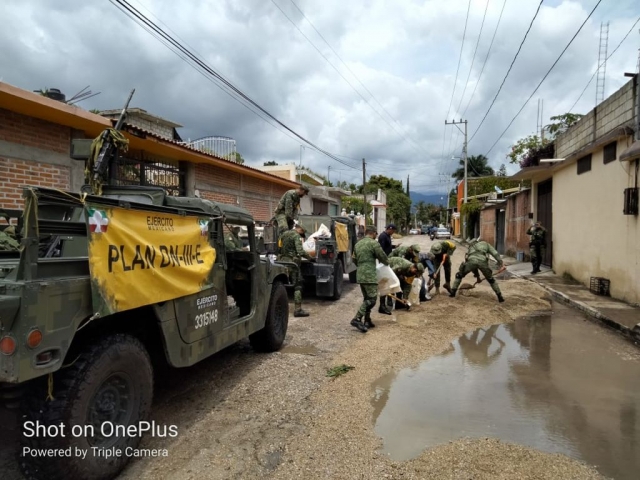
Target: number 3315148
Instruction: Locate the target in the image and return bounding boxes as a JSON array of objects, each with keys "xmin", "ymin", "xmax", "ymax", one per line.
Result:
[{"xmin": 195, "ymin": 310, "xmax": 218, "ymax": 329}]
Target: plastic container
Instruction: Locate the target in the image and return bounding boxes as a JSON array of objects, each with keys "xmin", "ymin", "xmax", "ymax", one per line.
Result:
[
  {"xmin": 408, "ymin": 277, "xmax": 422, "ymax": 305},
  {"xmin": 376, "ymin": 264, "xmax": 401, "ymax": 296}
]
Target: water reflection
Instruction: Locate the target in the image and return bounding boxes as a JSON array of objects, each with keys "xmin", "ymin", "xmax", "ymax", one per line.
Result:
[{"xmin": 372, "ymin": 303, "xmax": 640, "ymax": 480}]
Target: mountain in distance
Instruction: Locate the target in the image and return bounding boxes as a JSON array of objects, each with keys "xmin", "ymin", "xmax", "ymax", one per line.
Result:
[{"xmin": 409, "ymin": 191, "xmax": 448, "ymax": 206}]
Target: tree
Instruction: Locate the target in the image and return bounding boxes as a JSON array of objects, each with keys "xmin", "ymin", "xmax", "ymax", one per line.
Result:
[
  {"xmin": 348, "ymin": 183, "xmax": 357, "ymax": 192},
  {"xmin": 89, "ymin": 108, "xmax": 101, "ymax": 114},
  {"xmin": 507, "ymin": 134, "xmax": 553, "ymax": 168},
  {"xmin": 451, "ymin": 155, "xmax": 494, "ymax": 181},
  {"xmin": 228, "ymin": 152, "xmax": 244, "ymax": 164},
  {"xmin": 263, "ymin": 160, "xmax": 278, "ymax": 166},
  {"xmin": 341, "ymin": 196, "xmax": 364, "ymax": 214},
  {"xmin": 546, "ymin": 113, "xmax": 582, "ymax": 139},
  {"xmin": 497, "ymin": 164, "xmax": 507, "ymax": 177}
]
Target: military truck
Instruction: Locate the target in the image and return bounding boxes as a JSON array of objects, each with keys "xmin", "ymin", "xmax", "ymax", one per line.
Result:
[
  {"xmin": 263, "ymin": 214, "xmax": 357, "ymax": 300},
  {"xmin": 0, "ymin": 185, "xmax": 291, "ymax": 480}
]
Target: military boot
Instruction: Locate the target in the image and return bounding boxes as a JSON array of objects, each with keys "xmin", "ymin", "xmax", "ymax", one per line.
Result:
[
  {"xmin": 497, "ymin": 293, "xmax": 505, "ymax": 303},
  {"xmin": 350, "ymin": 318, "xmax": 368, "ymax": 333},
  {"xmin": 443, "ymin": 282, "xmax": 452, "ymax": 294},
  {"xmin": 294, "ymin": 304, "xmax": 310, "ymax": 317},
  {"xmin": 378, "ymin": 304, "xmax": 392, "ymax": 315},
  {"xmin": 364, "ymin": 314, "xmax": 375, "ymax": 329},
  {"xmin": 449, "ymin": 288, "xmax": 457, "ymax": 298}
]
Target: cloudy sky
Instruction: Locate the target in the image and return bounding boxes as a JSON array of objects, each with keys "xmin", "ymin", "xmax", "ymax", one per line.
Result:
[{"xmin": 1, "ymin": 0, "xmax": 639, "ymax": 194}]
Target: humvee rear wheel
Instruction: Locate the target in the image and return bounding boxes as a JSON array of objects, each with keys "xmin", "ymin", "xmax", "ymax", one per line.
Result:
[
  {"xmin": 348, "ymin": 270, "xmax": 357, "ymax": 283},
  {"xmin": 20, "ymin": 334, "xmax": 153, "ymax": 480},
  {"xmin": 250, "ymin": 282, "xmax": 288, "ymax": 352},
  {"xmin": 331, "ymin": 261, "xmax": 344, "ymax": 300}
]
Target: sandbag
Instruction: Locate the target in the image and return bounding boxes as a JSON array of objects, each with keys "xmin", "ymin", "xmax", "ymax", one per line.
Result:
[
  {"xmin": 376, "ymin": 263, "xmax": 401, "ymax": 296},
  {"xmin": 408, "ymin": 277, "xmax": 422, "ymax": 306}
]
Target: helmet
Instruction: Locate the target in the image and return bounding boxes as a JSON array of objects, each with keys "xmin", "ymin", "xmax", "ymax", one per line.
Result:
[{"xmin": 411, "ymin": 244, "xmax": 421, "ymax": 253}]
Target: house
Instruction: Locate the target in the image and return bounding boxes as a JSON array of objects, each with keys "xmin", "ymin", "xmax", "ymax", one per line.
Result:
[
  {"xmin": 512, "ymin": 76, "xmax": 639, "ymax": 304},
  {"xmin": 99, "ymin": 107, "xmax": 183, "ymax": 141},
  {"xmin": 349, "ymin": 190, "xmax": 388, "ymax": 233},
  {"xmin": 258, "ymin": 163, "xmax": 349, "ymax": 215},
  {"xmin": 0, "ymin": 82, "xmax": 299, "ymax": 220}
]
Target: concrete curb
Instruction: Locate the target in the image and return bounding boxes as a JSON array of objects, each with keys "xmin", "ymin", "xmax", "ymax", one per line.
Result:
[{"xmin": 507, "ymin": 270, "xmax": 640, "ymax": 344}]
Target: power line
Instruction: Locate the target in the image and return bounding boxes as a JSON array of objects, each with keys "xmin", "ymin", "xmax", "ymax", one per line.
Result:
[
  {"xmin": 569, "ymin": 16, "xmax": 640, "ymax": 112},
  {"xmin": 270, "ymin": 0, "xmax": 431, "ymax": 160},
  {"xmin": 461, "ymin": 0, "xmax": 508, "ymax": 117},
  {"xmin": 484, "ymin": 0, "xmax": 603, "ymax": 156},
  {"xmin": 286, "ymin": 0, "xmax": 430, "ymax": 157},
  {"xmin": 468, "ymin": 0, "xmax": 545, "ymax": 145},
  {"xmin": 109, "ymin": 0, "xmax": 360, "ymax": 171}
]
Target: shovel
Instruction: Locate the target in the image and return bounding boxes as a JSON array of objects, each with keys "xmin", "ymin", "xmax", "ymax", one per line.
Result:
[
  {"xmin": 386, "ymin": 294, "xmax": 411, "ymax": 309},
  {"xmin": 459, "ymin": 266, "xmax": 506, "ymax": 290},
  {"xmin": 427, "ymin": 254, "xmax": 447, "ymax": 292}
]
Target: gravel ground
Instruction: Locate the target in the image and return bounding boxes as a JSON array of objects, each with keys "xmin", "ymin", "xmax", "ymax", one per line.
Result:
[{"xmin": 1, "ymin": 235, "xmax": 608, "ymax": 480}]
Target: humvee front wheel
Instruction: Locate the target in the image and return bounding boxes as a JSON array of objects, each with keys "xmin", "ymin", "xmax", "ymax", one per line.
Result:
[
  {"xmin": 20, "ymin": 334, "xmax": 153, "ymax": 480},
  {"xmin": 250, "ymin": 282, "xmax": 288, "ymax": 352}
]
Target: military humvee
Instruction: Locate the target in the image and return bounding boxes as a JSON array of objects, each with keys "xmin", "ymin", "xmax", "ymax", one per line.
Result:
[
  {"xmin": 263, "ymin": 214, "xmax": 357, "ymax": 300},
  {"xmin": 0, "ymin": 185, "xmax": 291, "ymax": 480}
]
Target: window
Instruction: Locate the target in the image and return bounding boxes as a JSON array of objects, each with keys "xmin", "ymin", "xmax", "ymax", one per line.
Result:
[
  {"xmin": 603, "ymin": 142, "xmax": 617, "ymax": 164},
  {"xmin": 577, "ymin": 154, "xmax": 592, "ymax": 175}
]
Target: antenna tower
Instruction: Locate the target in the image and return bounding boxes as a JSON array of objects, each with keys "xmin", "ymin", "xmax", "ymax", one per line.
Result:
[{"xmin": 595, "ymin": 21, "xmax": 609, "ymax": 105}]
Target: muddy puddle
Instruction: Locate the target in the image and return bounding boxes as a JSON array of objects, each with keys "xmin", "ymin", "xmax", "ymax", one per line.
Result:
[{"xmin": 372, "ymin": 302, "xmax": 640, "ymax": 480}]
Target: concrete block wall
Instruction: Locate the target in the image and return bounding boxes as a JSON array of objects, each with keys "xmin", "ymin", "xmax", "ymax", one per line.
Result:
[
  {"xmin": 556, "ymin": 80, "xmax": 635, "ymax": 159},
  {"xmin": 194, "ymin": 163, "xmax": 289, "ymax": 221},
  {"xmin": 126, "ymin": 113, "xmax": 174, "ymax": 140},
  {"xmin": 505, "ymin": 190, "xmax": 531, "ymax": 258}
]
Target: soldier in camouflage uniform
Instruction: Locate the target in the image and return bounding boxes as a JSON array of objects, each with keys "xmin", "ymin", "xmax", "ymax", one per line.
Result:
[
  {"xmin": 449, "ymin": 238, "xmax": 505, "ymax": 302},
  {"xmin": 430, "ymin": 240, "xmax": 456, "ymax": 294},
  {"xmin": 0, "ymin": 225, "xmax": 19, "ymax": 252},
  {"xmin": 389, "ymin": 244, "xmax": 420, "ymax": 262},
  {"xmin": 526, "ymin": 221, "xmax": 547, "ymax": 274},
  {"xmin": 352, "ymin": 225, "xmax": 389, "ymax": 332},
  {"xmin": 389, "ymin": 257, "xmax": 424, "ymax": 309},
  {"xmin": 278, "ymin": 225, "xmax": 312, "ymax": 317},
  {"xmin": 273, "ymin": 186, "xmax": 309, "ymax": 236}
]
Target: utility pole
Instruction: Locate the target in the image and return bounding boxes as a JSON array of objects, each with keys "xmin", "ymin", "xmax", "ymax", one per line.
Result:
[
  {"xmin": 445, "ymin": 118, "xmax": 468, "ymax": 237},
  {"xmin": 298, "ymin": 145, "xmax": 304, "ymax": 183},
  {"xmin": 362, "ymin": 158, "xmax": 367, "ymax": 227},
  {"xmin": 327, "ymin": 165, "xmax": 331, "ymax": 184}
]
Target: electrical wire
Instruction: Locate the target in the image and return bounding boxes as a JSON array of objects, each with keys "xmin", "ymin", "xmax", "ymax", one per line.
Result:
[
  {"xmin": 270, "ymin": 0, "xmax": 431, "ymax": 161},
  {"xmin": 484, "ymin": 0, "xmax": 603, "ymax": 156},
  {"xmin": 110, "ymin": 0, "xmax": 360, "ymax": 171},
  {"xmin": 468, "ymin": 0, "xmax": 544, "ymax": 144},
  {"xmin": 569, "ymin": 16, "xmax": 640, "ymax": 112}
]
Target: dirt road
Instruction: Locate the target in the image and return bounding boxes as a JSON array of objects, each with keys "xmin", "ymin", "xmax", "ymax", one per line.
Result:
[{"xmin": 2, "ymin": 235, "xmax": 608, "ymax": 479}]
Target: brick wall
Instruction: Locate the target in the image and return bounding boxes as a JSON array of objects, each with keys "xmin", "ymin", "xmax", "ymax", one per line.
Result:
[
  {"xmin": 505, "ymin": 190, "xmax": 531, "ymax": 258},
  {"xmin": 0, "ymin": 108, "xmax": 70, "ymax": 154},
  {"xmin": 0, "ymin": 157, "xmax": 70, "ymax": 208},
  {"xmin": 480, "ymin": 209, "xmax": 496, "ymax": 246},
  {"xmin": 556, "ymin": 80, "xmax": 635, "ymax": 159},
  {"xmin": 195, "ymin": 163, "xmax": 291, "ymax": 221}
]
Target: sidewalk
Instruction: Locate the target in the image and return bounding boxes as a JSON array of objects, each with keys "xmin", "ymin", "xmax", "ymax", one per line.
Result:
[{"xmin": 504, "ymin": 257, "xmax": 640, "ymax": 343}]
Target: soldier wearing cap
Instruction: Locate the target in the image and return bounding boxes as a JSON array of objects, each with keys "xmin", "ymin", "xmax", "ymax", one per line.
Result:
[
  {"xmin": 273, "ymin": 186, "xmax": 310, "ymax": 236},
  {"xmin": 526, "ymin": 220, "xmax": 547, "ymax": 274},
  {"xmin": 449, "ymin": 238, "xmax": 505, "ymax": 303},
  {"xmin": 389, "ymin": 257, "xmax": 424, "ymax": 309},
  {"xmin": 351, "ymin": 225, "xmax": 389, "ymax": 332},
  {"xmin": 429, "ymin": 240, "xmax": 456, "ymax": 294},
  {"xmin": 377, "ymin": 224, "xmax": 396, "ymax": 314},
  {"xmin": 278, "ymin": 224, "xmax": 312, "ymax": 317}
]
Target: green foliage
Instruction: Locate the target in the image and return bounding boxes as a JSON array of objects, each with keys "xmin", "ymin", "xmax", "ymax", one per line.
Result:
[
  {"xmin": 326, "ymin": 364, "xmax": 355, "ymax": 378},
  {"xmin": 460, "ymin": 199, "xmax": 483, "ymax": 216},
  {"xmin": 497, "ymin": 164, "xmax": 507, "ymax": 177},
  {"xmin": 451, "ymin": 155, "xmax": 495, "ymax": 181},
  {"xmin": 263, "ymin": 160, "xmax": 279, "ymax": 166},
  {"xmin": 386, "ymin": 189, "xmax": 411, "ymax": 227},
  {"xmin": 449, "ymin": 194, "xmax": 457, "ymax": 209},
  {"xmin": 547, "ymin": 113, "xmax": 582, "ymax": 139},
  {"xmin": 415, "ymin": 201, "xmax": 444, "ymax": 225},
  {"xmin": 466, "ymin": 176, "xmax": 523, "ymax": 197},
  {"xmin": 341, "ymin": 196, "xmax": 364, "ymax": 214},
  {"xmin": 507, "ymin": 134, "xmax": 550, "ymax": 165},
  {"xmin": 89, "ymin": 108, "xmax": 101, "ymax": 114},
  {"xmin": 365, "ymin": 174, "xmax": 404, "ymax": 194}
]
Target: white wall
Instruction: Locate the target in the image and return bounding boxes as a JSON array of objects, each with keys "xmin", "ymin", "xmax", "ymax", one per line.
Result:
[{"xmin": 552, "ymin": 137, "xmax": 639, "ymax": 304}]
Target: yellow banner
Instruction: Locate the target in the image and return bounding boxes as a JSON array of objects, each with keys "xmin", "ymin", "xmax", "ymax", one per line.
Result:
[{"xmin": 86, "ymin": 204, "xmax": 216, "ymax": 315}]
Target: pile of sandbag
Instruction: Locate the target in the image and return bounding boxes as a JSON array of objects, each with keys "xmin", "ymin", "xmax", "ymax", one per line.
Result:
[{"xmin": 302, "ymin": 223, "xmax": 331, "ymax": 257}]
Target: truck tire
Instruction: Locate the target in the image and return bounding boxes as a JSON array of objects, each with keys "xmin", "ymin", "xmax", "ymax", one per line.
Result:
[
  {"xmin": 19, "ymin": 334, "xmax": 153, "ymax": 480},
  {"xmin": 331, "ymin": 261, "xmax": 344, "ymax": 300},
  {"xmin": 348, "ymin": 270, "xmax": 357, "ymax": 284},
  {"xmin": 250, "ymin": 282, "xmax": 288, "ymax": 352}
]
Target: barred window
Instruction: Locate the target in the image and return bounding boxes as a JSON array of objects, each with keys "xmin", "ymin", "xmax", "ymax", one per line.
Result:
[{"xmin": 577, "ymin": 154, "xmax": 592, "ymax": 175}]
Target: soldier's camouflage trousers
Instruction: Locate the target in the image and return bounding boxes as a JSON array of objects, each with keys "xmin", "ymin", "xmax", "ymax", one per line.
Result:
[
  {"xmin": 433, "ymin": 255, "xmax": 451, "ymax": 287},
  {"xmin": 530, "ymin": 243, "xmax": 545, "ymax": 271},
  {"xmin": 280, "ymin": 257, "xmax": 304, "ymax": 307},
  {"xmin": 451, "ymin": 260, "xmax": 502, "ymax": 296},
  {"xmin": 356, "ymin": 283, "xmax": 378, "ymax": 319},
  {"xmin": 275, "ymin": 214, "xmax": 290, "ymax": 236}
]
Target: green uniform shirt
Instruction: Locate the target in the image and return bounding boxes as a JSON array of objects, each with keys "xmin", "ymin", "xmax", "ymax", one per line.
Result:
[
  {"xmin": 274, "ymin": 189, "xmax": 302, "ymax": 220},
  {"xmin": 389, "ymin": 245, "xmax": 420, "ymax": 262},
  {"xmin": 465, "ymin": 241, "xmax": 503, "ymax": 267},
  {"xmin": 278, "ymin": 229, "xmax": 309, "ymax": 262},
  {"xmin": 353, "ymin": 237, "xmax": 388, "ymax": 283},
  {"xmin": 526, "ymin": 226, "xmax": 547, "ymax": 246},
  {"xmin": 388, "ymin": 256, "xmax": 414, "ymax": 277}
]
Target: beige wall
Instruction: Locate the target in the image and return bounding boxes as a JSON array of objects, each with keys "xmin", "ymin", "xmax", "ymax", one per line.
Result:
[{"xmin": 552, "ymin": 137, "xmax": 639, "ymax": 304}]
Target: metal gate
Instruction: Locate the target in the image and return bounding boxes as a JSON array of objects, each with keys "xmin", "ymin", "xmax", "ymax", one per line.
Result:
[
  {"xmin": 536, "ymin": 179, "xmax": 553, "ymax": 266},
  {"xmin": 495, "ymin": 209, "xmax": 506, "ymax": 254},
  {"xmin": 110, "ymin": 152, "xmax": 186, "ymax": 196}
]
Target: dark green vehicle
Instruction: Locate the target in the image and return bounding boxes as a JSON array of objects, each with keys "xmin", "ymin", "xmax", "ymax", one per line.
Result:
[
  {"xmin": 0, "ymin": 185, "xmax": 291, "ymax": 480},
  {"xmin": 263, "ymin": 214, "xmax": 357, "ymax": 300}
]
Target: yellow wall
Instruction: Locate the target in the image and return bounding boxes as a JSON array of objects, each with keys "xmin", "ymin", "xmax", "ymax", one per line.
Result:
[{"xmin": 552, "ymin": 138, "xmax": 639, "ymax": 304}]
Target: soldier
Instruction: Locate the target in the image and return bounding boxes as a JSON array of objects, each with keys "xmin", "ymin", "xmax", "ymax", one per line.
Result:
[
  {"xmin": 0, "ymin": 226, "xmax": 20, "ymax": 252},
  {"xmin": 389, "ymin": 257, "xmax": 423, "ymax": 309},
  {"xmin": 274, "ymin": 186, "xmax": 310, "ymax": 235},
  {"xmin": 429, "ymin": 240, "xmax": 456, "ymax": 294},
  {"xmin": 389, "ymin": 244, "xmax": 420, "ymax": 263},
  {"xmin": 418, "ymin": 252, "xmax": 435, "ymax": 302},
  {"xmin": 352, "ymin": 225, "xmax": 389, "ymax": 332},
  {"xmin": 226, "ymin": 226, "xmax": 244, "ymax": 250},
  {"xmin": 278, "ymin": 225, "xmax": 312, "ymax": 317},
  {"xmin": 449, "ymin": 238, "xmax": 505, "ymax": 303},
  {"xmin": 377, "ymin": 224, "xmax": 397, "ymax": 315},
  {"xmin": 526, "ymin": 221, "xmax": 547, "ymax": 274}
]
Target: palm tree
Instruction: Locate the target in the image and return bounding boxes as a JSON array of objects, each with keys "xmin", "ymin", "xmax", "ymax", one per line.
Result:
[{"xmin": 451, "ymin": 155, "xmax": 495, "ymax": 181}]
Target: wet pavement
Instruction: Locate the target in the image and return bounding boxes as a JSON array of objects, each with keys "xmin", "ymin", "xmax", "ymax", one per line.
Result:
[{"xmin": 372, "ymin": 302, "xmax": 640, "ymax": 480}]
